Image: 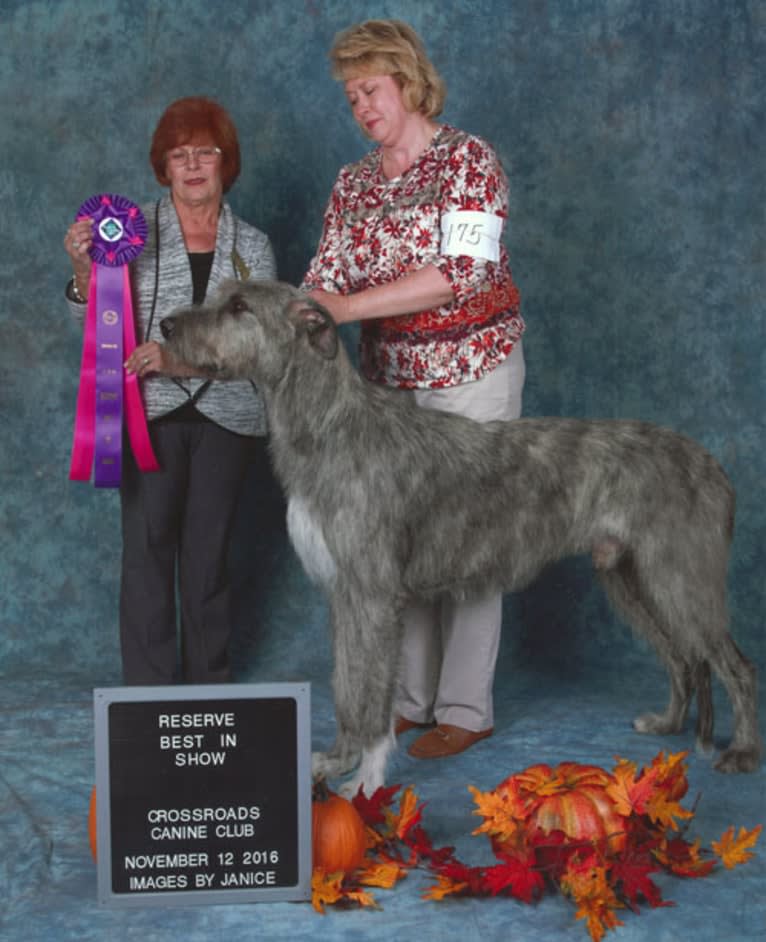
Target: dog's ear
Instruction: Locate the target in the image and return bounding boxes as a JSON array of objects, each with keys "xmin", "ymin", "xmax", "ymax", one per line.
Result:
[{"xmin": 286, "ymin": 299, "xmax": 339, "ymax": 360}]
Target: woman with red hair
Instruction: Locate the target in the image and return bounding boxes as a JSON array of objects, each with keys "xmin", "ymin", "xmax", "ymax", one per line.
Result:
[{"xmin": 63, "ymin": 97, "xmax": 275, "ymax": 685}]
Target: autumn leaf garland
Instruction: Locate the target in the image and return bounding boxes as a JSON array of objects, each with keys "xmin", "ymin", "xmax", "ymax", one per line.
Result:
[{"xmin": 311, "ymin": 751, "xmax": 761, "ymax": 942}]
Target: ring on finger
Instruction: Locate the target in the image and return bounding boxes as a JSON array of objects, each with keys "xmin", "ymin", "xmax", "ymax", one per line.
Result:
[
  {"xmin": 142, "ymin": 357, "xmax": 150, "ymax": 366},
  {"xmin": 73, "ymin": 240, "xmax": 80, "ymax": 249}
]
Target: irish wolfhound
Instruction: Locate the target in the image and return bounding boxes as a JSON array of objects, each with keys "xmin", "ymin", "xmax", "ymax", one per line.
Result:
[{"xmin": 160, "ymin": 280, "xmax": 761, "ymax": 794}]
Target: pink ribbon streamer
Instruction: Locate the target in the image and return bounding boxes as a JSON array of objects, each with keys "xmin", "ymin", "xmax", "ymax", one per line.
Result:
[{"xmin": 69, "ymin": 264, "xmax": 159, "ymax": 484}]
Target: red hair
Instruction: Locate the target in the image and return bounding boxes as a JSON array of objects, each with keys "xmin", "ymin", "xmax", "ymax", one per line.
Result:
[{"xmin": 150, "ymin": 97, "xmax": 241, "ymax": 192}]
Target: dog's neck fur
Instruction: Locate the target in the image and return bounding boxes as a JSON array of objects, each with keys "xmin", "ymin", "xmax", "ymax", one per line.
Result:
[{"xmin": 265, "ymin": 336, "xmax": 366, "ymax": 493}]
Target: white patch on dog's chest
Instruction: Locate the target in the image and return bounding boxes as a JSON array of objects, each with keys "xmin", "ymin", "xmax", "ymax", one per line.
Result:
[{"xmin": 286, "ymin": 496, "xmax": 336, "ymax": 587}]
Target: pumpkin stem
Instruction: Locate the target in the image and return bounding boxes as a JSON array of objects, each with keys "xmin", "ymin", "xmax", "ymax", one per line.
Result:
[{"xmin": 313, "ymin": 777, "xmax": 332, "ymax": 803}]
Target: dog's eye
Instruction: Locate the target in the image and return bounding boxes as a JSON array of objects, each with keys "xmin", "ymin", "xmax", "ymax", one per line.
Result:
[{"xmin": 228, "ymin": 294, "xmax": 249, "ymax": 315}]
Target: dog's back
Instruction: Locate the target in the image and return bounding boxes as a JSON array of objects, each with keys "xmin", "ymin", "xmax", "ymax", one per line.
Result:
[{"xmin": 160, "ymin": 279, "xmax": 760, "ymax": 785}]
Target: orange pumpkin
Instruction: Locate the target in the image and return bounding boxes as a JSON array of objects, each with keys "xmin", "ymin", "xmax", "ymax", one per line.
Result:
[
  {"xmin": 88, "ymin": 786, "xmax": 98, "ymax": 860},
  {"xmin": 311, "ymin": 779, "xmax": 366, "ymax": 874},
  {"xmin": 496, "ymin": 762, "xmax": 626, "ymax": 854}
]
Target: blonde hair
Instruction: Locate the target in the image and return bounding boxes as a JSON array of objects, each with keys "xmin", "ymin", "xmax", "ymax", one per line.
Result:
[{"xmin": 330, "ymin": 19, "xmax": 446, "ymax": 118}]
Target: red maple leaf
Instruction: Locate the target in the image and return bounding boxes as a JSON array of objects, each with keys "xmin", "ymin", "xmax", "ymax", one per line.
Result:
[
  {"xmin": 404, "ymin": 824, "xmax": 455, "ymax": 866},
  {"xmin": 431, "ymin": 859, "xmax": 488, "ymax": 897},
  {"xmin": 656, "ymin": 837, "xmax": 716, "ymax": 878},
  {"xmin": 482, "ymin": 858, "xmax": 545, "ymax": 903},
  {"xmin": 606, "ymin": 761, "xmax": 660, "ymax": 817},
  {"xmin": 609, "ymin": 851, "xmax": 668, "ymax": 911},
  {"xmin": 352, "ymin": 784, "xmax": 401, "ymax": 826}
]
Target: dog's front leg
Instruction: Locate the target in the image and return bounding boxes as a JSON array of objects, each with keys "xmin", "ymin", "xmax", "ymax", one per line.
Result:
[
  {"xmin": 312, "ymin": 717, "xmax": 361, "ymax": 781},
  {"xmin": 314, "ymin": 587, "xmax": 401, "ymax": 797}
]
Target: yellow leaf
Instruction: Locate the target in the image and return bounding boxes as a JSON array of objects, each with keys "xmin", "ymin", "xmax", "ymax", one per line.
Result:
[
  {"xmin": 311, "ymin": 869, "xmax": 345, "ymax": 913},
  {"xmin": 645, "ymin": 791, "xmax": 694, "ymax": 831},
  {"xmin": 469, "ymin": 785, "xmax": 522, "ymax": 841},
  {"xmin": 422, "ymin": 874, "xmax": 469, "ymax": 901},
  {"xmin": 712, "ymin": 825, "xmax": 763, "ymax": 870},
  {"xmin": 341, "ymin": 886, "xmax": 380, "ymax": 909},
  {"xmin": 357, "ymin": 859, "xmax": 408, "ymax": 888},
  {"xmin": 650, "ymin": 750, "xmax": 689, "ymax": 779},
  {"xmin": 605, "ymin": 762, "xmax": 639, "ymax": 818},
  {"xmin": 364, "ymin": 824, "xmax": 386, "ymax": 850},
  {"xmin": 562, "ymin": 860, "xmax": 624, "ymax": 942},
  {"xmin": 612, "ymin": 755, "xmax": 638, "ymax": 777},
  {"xmin": 395, "ymin": 785, "xmax": 420, "ymax": 839}
]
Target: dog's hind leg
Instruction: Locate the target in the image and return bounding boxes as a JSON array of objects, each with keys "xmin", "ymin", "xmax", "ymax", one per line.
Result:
[
  {"xmin": 596, "ymin": 553, "xmax": 699, "ymax": 742},
  {"xmin": 707, "ymin": 636, "xmax": 762, "ymax": 772},
  {"xmin": 693, "ymin": 660, "xmax": 714, "ymax": 757},
  {"xmin": 611, "ymin": 546, "xmax": 761, "ymax": 771},
  {"xmin": 635, "ymin": 551, "xmax": 761, "ymax": 771},
  {"xmin": 312, "ymin": 588, "xmax": 401, "ymax": 796}
]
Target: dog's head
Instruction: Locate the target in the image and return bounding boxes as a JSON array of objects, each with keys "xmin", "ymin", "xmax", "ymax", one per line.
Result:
[{"xmin": 160, "ymin": 279, "xmax": 338, "ymax": 387}]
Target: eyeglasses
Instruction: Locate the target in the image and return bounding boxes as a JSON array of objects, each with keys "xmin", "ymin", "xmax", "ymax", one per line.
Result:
[{"xmin": 167, "ymin": 146, "xmax": 222, "ymax": 166}]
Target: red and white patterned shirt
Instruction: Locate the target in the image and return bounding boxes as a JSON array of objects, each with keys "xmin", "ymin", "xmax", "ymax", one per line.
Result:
[{"xmin": 303, "ymin": 124, "xmax": 524, "ymax": 389}]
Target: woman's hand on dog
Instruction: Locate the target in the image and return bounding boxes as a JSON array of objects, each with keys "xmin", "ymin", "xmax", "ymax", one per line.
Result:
[
  {"xmin": 125, "ymin": 341, "xmax": 201, "ymax": 379},
  {"xmin": 125, "ymin": 341, "xmax": 176, "ymax": 378}
]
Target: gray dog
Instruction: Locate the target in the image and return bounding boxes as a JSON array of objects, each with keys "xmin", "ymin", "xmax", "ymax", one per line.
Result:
[{"xmin": 161, "ymin": 280, "xmax": 761, "ymax": 795}]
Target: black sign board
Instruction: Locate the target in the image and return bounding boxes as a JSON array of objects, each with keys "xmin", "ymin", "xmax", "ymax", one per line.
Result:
[{"xmin": 93, "ymin": 683, "xmax": 311, "ymax": 906}]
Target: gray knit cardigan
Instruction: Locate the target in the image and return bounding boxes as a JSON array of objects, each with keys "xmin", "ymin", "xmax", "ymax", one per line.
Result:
[{"xmin": 67, "ymin": 195, "xmax": 276, "ymax": 436}]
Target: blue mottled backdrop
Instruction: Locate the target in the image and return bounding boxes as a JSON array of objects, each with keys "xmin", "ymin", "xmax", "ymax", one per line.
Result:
[{"xmin": 0, "ymin": 2, "xmax": 763, "ymax": 940}]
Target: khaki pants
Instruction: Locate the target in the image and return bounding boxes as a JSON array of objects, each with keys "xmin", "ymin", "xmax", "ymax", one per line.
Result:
[{"xmin": 394, "ymin": 342, "xmax": 525, "ymax": 731}]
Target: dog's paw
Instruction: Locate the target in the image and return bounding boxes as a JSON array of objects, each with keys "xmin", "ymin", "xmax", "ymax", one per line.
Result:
[
  {"xmin": 337, "ymin": 772, "xmax": 382, "ymax": 800},
  {"xmin": 633, "ymin": 712, "xmax": 682, "ymax": 736},
  {"xmin": 312, "ymin": 748, "xmax": 360, "ymax": 779},
  {"xmin": 337, "ymin": 777, "xmax": 363, "ymax": 800},
  {"xmin": 694, "ymin": 736, "xmax": 715, "ymax": 758},
  {"xmin": 714, "ymin": 746, "xmax": 762, "ymax": 774},
  {"xmin": 312, "ymin": 750, "xmax": 352, "ymax": 780}
]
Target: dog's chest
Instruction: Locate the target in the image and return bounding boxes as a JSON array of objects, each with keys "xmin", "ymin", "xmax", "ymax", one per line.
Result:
[{"xmin": 286, "ymin": 496, "xmax": 336, "ymax": 587}]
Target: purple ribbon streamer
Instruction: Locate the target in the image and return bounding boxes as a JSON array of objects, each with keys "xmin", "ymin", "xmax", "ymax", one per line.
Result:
[{"xmin": 94, "ymin": 266, "xmax": 125, "ymax": 487}]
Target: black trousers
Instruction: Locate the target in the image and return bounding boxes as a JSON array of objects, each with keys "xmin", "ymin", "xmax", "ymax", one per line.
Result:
[{"xmin": 119, "ymin": 411, "xmax": 257, "ymax": 685}]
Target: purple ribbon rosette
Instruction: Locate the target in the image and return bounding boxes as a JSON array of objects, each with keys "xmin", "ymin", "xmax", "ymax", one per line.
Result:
[{"xmin": 69, "ymin": 193, "xmax": 158, "ymax": 487}]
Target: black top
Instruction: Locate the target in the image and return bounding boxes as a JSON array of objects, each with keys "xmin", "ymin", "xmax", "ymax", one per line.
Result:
[{"xmin": 189, "ymin": 251, "xmax": 215, "ymax": 305}]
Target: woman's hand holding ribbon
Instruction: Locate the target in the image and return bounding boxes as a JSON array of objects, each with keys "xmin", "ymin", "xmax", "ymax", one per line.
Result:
[{"xmin": 64, "ymin": 217, "xmax": 94, "ymax": 296}]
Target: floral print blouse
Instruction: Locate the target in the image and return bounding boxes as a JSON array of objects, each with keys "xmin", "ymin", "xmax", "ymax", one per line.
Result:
[{"xmin": 303, "ymin": 124, "xmax": 524, "ymax": 389}]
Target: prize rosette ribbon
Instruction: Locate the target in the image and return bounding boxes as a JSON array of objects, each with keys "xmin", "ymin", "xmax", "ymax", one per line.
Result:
[{"xmin": 69, "ymin": 194, "xmax": 159, "ymax": 487}]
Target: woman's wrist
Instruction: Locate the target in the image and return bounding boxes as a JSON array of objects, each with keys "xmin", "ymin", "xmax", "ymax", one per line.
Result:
[{"xmin": 67, "ymin": 276, "xmax": 87, "ymax": 303}]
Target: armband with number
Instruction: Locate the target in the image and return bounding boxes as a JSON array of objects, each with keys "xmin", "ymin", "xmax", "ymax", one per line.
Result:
[{"xmin": 440, "ymin": 211, "xmax": 503, "ymax": 262}]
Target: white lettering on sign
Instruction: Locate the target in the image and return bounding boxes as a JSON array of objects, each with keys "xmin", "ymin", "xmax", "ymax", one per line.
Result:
[
  {"xmin": 174, "ymin": 751, "xmax": 226, "ymax": 767},
  {"xmin": 147, "ymin": 806, "xmax": 260, "ymax": 823},
  {"xmin": 158, "ymin": 712, "xmax": 235, "ymax": 728},
  {"xmin": 157, "ymin": 711, "xmax": 239, "ymax": 767},
  {"xmin": 440, "ymin": 210, "xmax": 503, "ymax": 261},
  {"xmin": 129, "ymin": 874, "xmax": 188, "ymax": 890},
  {"xmin": 124, "ymin": 852, "xmax": 210, "ymax": 870},
  {"xmin": 219, "ymin": 870, "xmax": 277, "ymax": 887}
]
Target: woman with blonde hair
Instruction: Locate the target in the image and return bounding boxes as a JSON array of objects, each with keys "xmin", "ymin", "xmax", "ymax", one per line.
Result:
[{"xmin": 303, "ymin": 20, "xmax": 526, "ymax": 759}]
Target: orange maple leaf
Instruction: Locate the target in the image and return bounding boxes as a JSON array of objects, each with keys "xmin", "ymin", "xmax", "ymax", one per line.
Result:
[
  {"xmin": 422, "ymin": 873, "xmax": 469, "ymax": 901},
  {"xmin": 712, "ymin": 825, "xmax": 763, "ymax": 869},
  {"xmin": 649, "ymin": 750, "xmax": 689, "ymax": 779},
  {"xmin": 469, "ymin": 785, "xmax": 524, "ymax": 843},
  {"xmin": 312, "ymin": 867, "xmax": 381, "ymax": 912},
  {"xmin": 653, "ymin": 836, "xmax": 715, "ymax": 877},
  {"xmin": 311, "ymin": 869, "xmax": 345, "ymax": 913},
  {"xmin": 644, "ymin": 790, "xmax": 694, "ymax": 832},
  {"xmin": 357, "ymin": 859, "xmax": 409, "ymax": 888},
  {"xmin": 394, "ymin": 785, "xmax": 422, "ymax": 840},
  {"xmin": 561, "ymin": 859, "xmax": 624, "ymax": 942},
  {"xmin": 606, "ymin": 761, "xmax": 658, "ymax": 818},
  {"xmin": 339, "ymin": 886, "xmax": 380, "ymax": 909}
]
